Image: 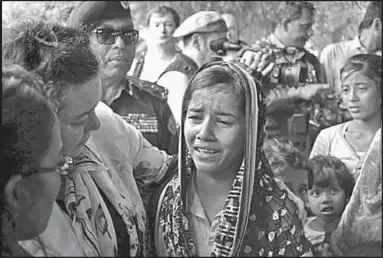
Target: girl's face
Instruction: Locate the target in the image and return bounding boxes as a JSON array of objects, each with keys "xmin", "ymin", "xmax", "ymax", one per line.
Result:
[
  {"xmin": 307, "ymin": 181, "xmax": 347, "ymax": 223},
  {"xmin": 184, "ymin": 84, "xmax": 246, "ymax": 178},
  {"xmin": 341, "ymin": 71, "xmax": 382, "ymax": 121}
]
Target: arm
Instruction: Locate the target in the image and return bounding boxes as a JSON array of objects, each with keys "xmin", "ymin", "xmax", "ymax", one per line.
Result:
[
  {"xmin": 157, "ymin": 71, "xmax": 189, "ymax": 126},
  {"xmin": 94, "ymin": 101, "xmax": 172, "ymax": 186}
]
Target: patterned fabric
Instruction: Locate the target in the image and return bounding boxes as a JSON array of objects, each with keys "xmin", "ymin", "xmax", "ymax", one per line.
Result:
[
  {"xmin": 151, "ymin": 61, "xmax": 313, "ymax": 257},
  {"xmin": 61, "ymin": 146, "xmax": 146, "ymax": 256},
  {"xmin": 330, "ymin": 127, "xmax": 382, "ymax": 255}
]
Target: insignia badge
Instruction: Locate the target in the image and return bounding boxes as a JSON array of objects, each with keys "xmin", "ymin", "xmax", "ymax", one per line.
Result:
[{"xmin": 120, "ymin": 1, "xmax": 130, "ymax": 10}]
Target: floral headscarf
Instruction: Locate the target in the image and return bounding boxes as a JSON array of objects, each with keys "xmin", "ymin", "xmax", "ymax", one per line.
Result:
[{"xmin": 151, "ymin": 61, "xmax": 312, "ymax": 256}]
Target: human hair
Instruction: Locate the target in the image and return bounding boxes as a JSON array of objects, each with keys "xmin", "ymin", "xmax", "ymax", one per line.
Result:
[
  {"xmin": 340, "ymin": 54, "xmax": 382, "ymax": 93},
  {"xmin": 2, "ymin": 64, "xmax": 58, "ymax": 188},
  {"xmin": 146, "ymin": 5, "xmax": 180, "ymax": 28},
  {"xmin": 183, "ymin": 64, "xmax": 246, "ymax": 116},
  {"xmin": 273, "ymin": 1, "xmax": 316, "ymax": 30},
  {"xmin": 358, "ymin": 1, "xmax": 382, "ymax": 33},
  {"xmin": 263, "ymin": 138, "xmax": 313, "ymax": 188},
  {"xmin": 309, "ymin": 155, "xmax": 355, "ymax": 199},
  {"xmin": 2, "ymin": 20, "xmax": 99, "ymax": 110}
]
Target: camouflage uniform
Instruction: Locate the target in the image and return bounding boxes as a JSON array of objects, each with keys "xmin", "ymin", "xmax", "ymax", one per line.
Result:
[{"xmin": 110, "ymin": 76, "xmax": 179, "ymax": 154}]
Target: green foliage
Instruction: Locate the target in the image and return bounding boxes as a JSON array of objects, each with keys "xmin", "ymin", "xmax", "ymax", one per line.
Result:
[{"xmin": 2, "ymin": 1, "xmax": 368, "ymax": 54}]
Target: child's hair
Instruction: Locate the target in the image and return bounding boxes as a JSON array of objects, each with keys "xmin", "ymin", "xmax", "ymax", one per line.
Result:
[
  {"xmin": 309, "ymin": 155, "xmax": 355, "ymax": 198},
  {"xmin": 263, "ymin": 138, "xmax": 313, "ymax": 188}
]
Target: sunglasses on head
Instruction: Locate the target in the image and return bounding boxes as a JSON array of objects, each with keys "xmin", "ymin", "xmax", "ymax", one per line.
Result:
[{"xmin": 91, "ymin": 28, "xmax": 139, "ymax": 45}]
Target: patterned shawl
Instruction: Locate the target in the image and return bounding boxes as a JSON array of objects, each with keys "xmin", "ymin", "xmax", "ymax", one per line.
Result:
[
  {"xmin": 151, "ymin": 61, "xmax": 312, "ymax": 256},
  {"xmin": 329, "ymin": 127, "xmax": 382, "ymax": 255},
  {"xmin": 61, "ymin": 145, "xmax": 147, "ymax": 257}
]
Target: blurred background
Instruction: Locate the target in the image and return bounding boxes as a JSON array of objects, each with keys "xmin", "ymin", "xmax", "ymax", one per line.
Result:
[{"xmin": 2, "ymin": 1, "xmax": 368, "ymax": 57}]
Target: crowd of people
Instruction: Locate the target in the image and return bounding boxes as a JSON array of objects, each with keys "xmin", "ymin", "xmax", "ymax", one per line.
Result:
[{"xmin": 1, "ymin": 1, "xmax": 381, "ymax": 257}]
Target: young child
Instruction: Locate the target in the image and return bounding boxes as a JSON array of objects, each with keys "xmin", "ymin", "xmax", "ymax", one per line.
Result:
[
  {"xmin": 305, "ymin": 155, "xmax": 355, "ymax": 256},
  {"xmin": 263, "ymin": 138, "xmax": 313, "ymax": 209}
]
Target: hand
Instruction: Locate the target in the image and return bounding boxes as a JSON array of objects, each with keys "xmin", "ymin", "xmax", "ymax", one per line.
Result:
[
  {"xmin": 275, "ymin": 178, "xmax": 307, "ymax": 224},
  {"xmin": 322, "ymin": 242, "xmax": 334, "ymax": 257},
  {"xmin": 298, "ymin": 83, "xmax": 330, "ymax": 100},
  {"xmin": 239, "ymin": 50, "xmax": 275, "ymax": 77}
]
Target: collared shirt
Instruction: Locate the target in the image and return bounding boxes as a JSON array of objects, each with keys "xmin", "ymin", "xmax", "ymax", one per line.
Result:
[
  {"xmin": 156, "ymin": 179, "xmax": 224, "ymax": 256},
  {"xmin": 188, "ymin": 180, "xmax": 224, "ymax": 256},
  {"xmin": 320, "ymin": 36, "xmax": 381, "ymax": 94}
]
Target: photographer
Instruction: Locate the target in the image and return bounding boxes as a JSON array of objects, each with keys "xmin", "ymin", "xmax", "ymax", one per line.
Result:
[{"xmin": 248, "ymin": 1, "xmax": 329, "ymax": 153}]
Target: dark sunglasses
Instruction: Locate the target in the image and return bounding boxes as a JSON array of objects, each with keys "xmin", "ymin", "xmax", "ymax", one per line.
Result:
[{"xmin": 91, "ymin": 28, "xmax": 139, "ymax": 45}]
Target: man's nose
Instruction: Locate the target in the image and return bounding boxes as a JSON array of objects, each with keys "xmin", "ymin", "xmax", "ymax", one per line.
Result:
[{"xmin": 113, "ymin": 34, "xmax": 126, "ymax": 49}]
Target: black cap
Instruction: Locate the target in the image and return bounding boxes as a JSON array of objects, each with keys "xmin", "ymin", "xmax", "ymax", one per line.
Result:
[{"xmin": 67, "ymin": 1, "xmax": 132, "ymax": 27}]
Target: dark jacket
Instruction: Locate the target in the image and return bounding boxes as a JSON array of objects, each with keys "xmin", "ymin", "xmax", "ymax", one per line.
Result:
[{"xmin": 110, "ymin": 76, "xmax": 178, "ymax": 154}]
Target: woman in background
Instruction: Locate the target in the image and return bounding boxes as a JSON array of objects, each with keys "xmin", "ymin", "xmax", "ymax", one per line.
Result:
[{"xmin": 310, "ymin": 54, "xmax": 381, "ymax": 180}]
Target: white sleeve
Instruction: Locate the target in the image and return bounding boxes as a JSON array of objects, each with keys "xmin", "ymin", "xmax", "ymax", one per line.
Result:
[
  {"xmin": 157, "ymin": 71, "xmax": 189, "ymax": 126},
  {"xmin": 310, "ymin": 129, "xmax": 331, "ymax": 158}
]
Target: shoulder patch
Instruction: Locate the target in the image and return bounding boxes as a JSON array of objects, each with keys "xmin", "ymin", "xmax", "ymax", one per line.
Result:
[{"xmin": 126, "ymin": 75, "xmax": 168, "ymax": 101}]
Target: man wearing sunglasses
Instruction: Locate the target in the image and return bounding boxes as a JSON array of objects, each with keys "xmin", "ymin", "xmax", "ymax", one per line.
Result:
[{"xmin": 68, "ymin": 1, "xmax": 178, "ymax": 156}]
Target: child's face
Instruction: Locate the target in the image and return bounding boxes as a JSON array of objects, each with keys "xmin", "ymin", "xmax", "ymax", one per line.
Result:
[
  {"xmin": 276, "ymin": 167, "xmax": 309, "ymax": 207},
  {"xmin": 307, "ymin": 182, "xmax": 347, "ymax": 222}
]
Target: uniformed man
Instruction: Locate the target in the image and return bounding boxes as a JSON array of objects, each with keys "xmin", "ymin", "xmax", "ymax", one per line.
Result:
[
  {"xmin": 67, "ymin": 1, "xmax": 178, "ymax": 155},
  {"xmin": 252, "ymin": 1, "xmax": 329, "ymax": 153}
]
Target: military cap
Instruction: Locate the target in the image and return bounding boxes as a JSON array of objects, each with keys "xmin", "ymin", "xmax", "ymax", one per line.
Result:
[
  {"xmin": 172, "ymin": 11, "xmax": 227, "ymax": 38},
  {"xmin": 67, "ymin": 1, "xmax": 132, "ymax": 27}
]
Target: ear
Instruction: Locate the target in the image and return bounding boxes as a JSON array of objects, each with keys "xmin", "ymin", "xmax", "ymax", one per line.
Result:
[
  {"xmin": 373, "ymin": 17, "xmax": 382, "ymax": 32},
  {"xmin": 4, "ymin": 175, "xmax": 23, "ymax": 214},
  {"xmin": 192, "ymin": 33, "xmax": 203, "ymax": 51},
  {"xmin": 281, "ymin": 18, "xmax": 290, "ymax": 32}
]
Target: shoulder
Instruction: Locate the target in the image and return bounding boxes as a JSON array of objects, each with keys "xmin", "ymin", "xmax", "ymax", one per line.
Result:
[
  {"xmin": 320, "ymin": 40, "xmax": 349, "ymax": 61},
  {"xmin": 318, "ymin": 122, "xmax": 346, "ymax": 138},
  {"xmin": 162, "ymin": 52, "xmax": 198, "ymax": 77},
  {"xmin": 158, "ymin": 71, "xmax": 189, "ymax": 87},
  {"xmin": 94, "ymin": 101, "xmax": 142, "ymax": 139},
  {"xmin": 126, "ymin": 75, "xmax": 168, "ymax": 101}
]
